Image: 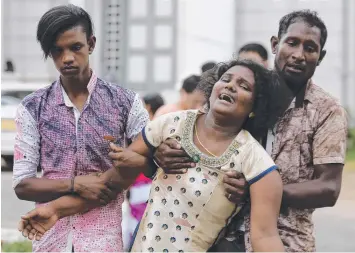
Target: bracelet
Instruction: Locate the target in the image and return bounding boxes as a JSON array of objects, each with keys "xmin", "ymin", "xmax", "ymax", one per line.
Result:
[{"xmin": 70, "ymin": 176, "xmax": 75, "ymax": 193}]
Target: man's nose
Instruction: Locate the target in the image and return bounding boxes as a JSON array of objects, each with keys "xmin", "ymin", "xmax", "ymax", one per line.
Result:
[
  {"xmin": 291, "ymin": 45, "xmax": 305, "ymax": 62},
  {"xmin": 62, "ymin": 51, "xmax": 74, "ymax": 64}
]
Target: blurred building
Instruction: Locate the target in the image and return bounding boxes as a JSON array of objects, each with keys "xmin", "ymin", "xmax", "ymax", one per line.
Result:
[{"xmin": 1, "ymin": 0, "xmax": 354, "ymax": 124}]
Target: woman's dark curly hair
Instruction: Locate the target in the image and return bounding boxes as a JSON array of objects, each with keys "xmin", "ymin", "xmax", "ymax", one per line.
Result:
[{"xmin": 198, "ymin": 59, "xmax": 281, "ymax": 140}]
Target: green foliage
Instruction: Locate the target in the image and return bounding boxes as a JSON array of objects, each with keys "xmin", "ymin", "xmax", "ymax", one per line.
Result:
[{"xmin": 2, "ymin": 240, "xmax": 32, "ymax": 252}]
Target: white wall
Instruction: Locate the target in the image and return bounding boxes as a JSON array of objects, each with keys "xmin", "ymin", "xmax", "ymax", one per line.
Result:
[{"xmin": 176, "ymin": 0, "xmax": 235, "ymax": 89}]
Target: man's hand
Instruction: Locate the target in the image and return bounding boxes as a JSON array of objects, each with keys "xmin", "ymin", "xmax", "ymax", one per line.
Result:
[
  {"xmin": 74, "ymin": 174, "xmax": 115, "ymax": 205},
  {"xmin": 154, "ymin": 138, "xmax": 195, "ymax": 174},
  {"xmin": 223, "ymin": 171, "xmax": 248, "ymax": 204},
  {"xmin": 18, "ymin": 205, "xmax": 59, "ymax": 241}
]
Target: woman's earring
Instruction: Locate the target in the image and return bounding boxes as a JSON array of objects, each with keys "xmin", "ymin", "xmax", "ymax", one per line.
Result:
[{"xmin": 249, "ymin": 112, "xmax": 255, "ymax": 118}]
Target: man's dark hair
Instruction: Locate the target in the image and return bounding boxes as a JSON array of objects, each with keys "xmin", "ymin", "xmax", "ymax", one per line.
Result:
[
  {"xmin": 182, "ymin": 75, "xmax": 201, "ymax": 93},
  {"xmin": 143, "ymin": 93, "xmax": 165, "ymax": 115},
  {"xmin": 198, "ymin": 60, "xmax": 281, "ymax": 140},
  {"xmin": 278, "ymin": 9, "xmax": 327, "ymax": 49},
  {"xmin": 238, "ymin": 43, "xmax": 268, "ymax": 61},
  {"xmin": 201, "ymin": 61, "xmax": 217, "ymax": 73},
  {"xmin": 37, "ymin": 4, "xmax": 94, "ymax": 59}
]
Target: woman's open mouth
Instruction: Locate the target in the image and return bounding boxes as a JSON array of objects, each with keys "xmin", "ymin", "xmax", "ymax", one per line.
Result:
[{"xmin": 218, "ymin": 93, "xmax": 234, "ymax": 103}]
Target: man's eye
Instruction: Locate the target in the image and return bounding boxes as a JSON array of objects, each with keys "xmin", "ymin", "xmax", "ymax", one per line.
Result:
[
  {"xmin": 287, "ymin": 41, "xmax": 296, "ymax": 46},
  {"xmin": 72, "ymin": 45, "xmax": 82, "ymax": 51},
  {"xmin": 305, "ymin": 46, "xmax": 315, "ymax": 52}
]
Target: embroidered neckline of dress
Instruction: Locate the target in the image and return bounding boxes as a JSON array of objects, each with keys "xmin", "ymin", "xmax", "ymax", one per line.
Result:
[{"xmin": 180, "ymin": 110, "xmax": 248, "ymax": 168}]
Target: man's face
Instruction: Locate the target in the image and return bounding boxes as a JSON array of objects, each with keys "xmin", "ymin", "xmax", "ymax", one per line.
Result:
[
  {"xmin": 238, "ymin": 51, "xmax": 269, "ymax": 68},
  {"xmin": 272, "ymin": 21, "xmax": 326, "ymax": 86},
  {"xmin": 50, "ymin": 26, "xmax": 95, "ymax": 78}
]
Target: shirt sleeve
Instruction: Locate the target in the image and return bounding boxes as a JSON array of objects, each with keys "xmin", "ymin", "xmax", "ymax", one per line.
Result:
[
  {"xmin": 313, "ymin": 105, "xmax": 348, "ymax": 165},
  {"xmin": 13, "ymin": 104, "xmax": 40, "ymax": 188},
  {"xmin": 141, "ymin": 112, "xmax": 177, "ymax": 151},
  {"xmin": 126, "ymin": 93, "xmax": 150, "ymax": 142},
  {"xmin": 241, "ymin": 141, "xmax": 278, "ymax": 185}
]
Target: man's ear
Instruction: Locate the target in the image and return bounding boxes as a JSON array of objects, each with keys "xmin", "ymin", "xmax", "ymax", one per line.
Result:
[
  {"xmin": 88, "ymin": 36, "xmax": 96, "ymax": 54},
  {"xmin": 270, "ymin": 36, "xmax": 279, "ymax": 54},
  {"xmin": 317, "ymin": 49, "xmax": 326, "ymax": 66}
]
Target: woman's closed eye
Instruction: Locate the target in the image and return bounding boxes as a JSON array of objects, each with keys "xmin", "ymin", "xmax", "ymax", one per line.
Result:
[
  {"xmin": 220, "ymin": 74, "xmax": 231, "ymax": 82},
  {"xmin": 236, "ymin": 78, "xmax": 251, "ymax": 91},
  {"xmin": 239, "ymin": 83, "xmax": 250, "ymax": 91}
]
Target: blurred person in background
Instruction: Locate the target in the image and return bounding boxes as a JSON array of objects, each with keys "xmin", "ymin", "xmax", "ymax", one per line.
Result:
[
  {"xmin": 4, "ymin": 60, "xmax": 15, "ymax": 72},
  {"xmin": 143, "ymin": 93, "xmax": 165, "ymax": 120},
  {"xmin": 201, "ymin": 61, "xmax": 217, "ymax": 73},
  {"xmin": 154, "ymin": 74, "xmax": 205, "ymax": 118},
  {"xmin": 238, "ymin": 43, "xmax": 269, "ymax": 68}
]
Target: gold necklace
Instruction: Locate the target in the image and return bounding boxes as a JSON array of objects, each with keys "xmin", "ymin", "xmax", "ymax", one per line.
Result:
[{"xmin": 194, "ymin": 120, "xmax": 218, "ymax": 157}]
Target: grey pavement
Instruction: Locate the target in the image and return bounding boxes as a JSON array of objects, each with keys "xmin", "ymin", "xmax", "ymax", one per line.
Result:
[{"xmin": 1, "ymin": 171, "xmax": 355, "ymax": 251}]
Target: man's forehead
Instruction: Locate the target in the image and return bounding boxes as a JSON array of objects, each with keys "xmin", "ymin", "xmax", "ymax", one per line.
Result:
[
  {"xmin": 55, "ymin": 27, "xmax": 87, "ymax": 45},
  {"xmin": 283, "ymin": 21, "xmax": 321, "ymax": 43}
]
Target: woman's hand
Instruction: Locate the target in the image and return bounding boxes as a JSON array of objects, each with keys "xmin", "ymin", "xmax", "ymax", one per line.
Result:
[
  {"xmin": 108, "ymin": 143, "xmax": 147, "ymax": 188},
  {"xmin": 223, "ymin": 171, "xmax": 248, "ymax": 204},
  {"xmin": 18, "ymin": 204, "xmax": 59, "ymax": 241}
]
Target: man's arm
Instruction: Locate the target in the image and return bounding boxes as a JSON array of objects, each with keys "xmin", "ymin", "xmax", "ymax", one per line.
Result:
[
  {"xmin": 282, "ymin": 163, "xmax": 343, "ymax": 209},
  {"xmin": 13, "ymin": 104, "xmax": 73, "ymax": 202},
  {"xmin": 283, "ymin": 105, "xmax": 347, "ymax": 209},
  {"xmin": 13, "ymin": 104, "xmax": 117, "ymax": 203},
  {"xmin": 15, "ymin": 178, "xmax": 72, "ymax": 203}
]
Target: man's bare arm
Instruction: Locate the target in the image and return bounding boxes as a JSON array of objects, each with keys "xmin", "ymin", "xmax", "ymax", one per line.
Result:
[
  {"xmin": 14, "ymin": 178, "xmax": 72, "ymax": 203},
  {"xmin": 282, "ymin": 163, "xmax": 343, "ymax": 209}
]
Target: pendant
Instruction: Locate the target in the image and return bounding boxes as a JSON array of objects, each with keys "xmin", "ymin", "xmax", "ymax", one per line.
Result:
[{"xmin": 192, "ymin": 154, "xmax": 200, "ymax": 163}]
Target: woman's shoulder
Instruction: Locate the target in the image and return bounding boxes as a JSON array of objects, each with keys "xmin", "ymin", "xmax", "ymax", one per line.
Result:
[
  {"xmin": 153, "ymin": 109, "xmax": 198, "ymax": 122},
  {"xmin": 236, "ymin": 130, "xmax": 267, "ymax": 155}
]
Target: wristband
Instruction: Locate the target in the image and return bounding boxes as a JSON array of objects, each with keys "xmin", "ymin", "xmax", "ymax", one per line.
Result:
[{"xmin": 70, "ymin": 176, "xmax": 75, "ymax": 193}]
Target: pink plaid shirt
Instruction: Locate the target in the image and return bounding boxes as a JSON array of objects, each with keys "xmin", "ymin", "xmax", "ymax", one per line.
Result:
[{"xmin": 13, "ymin": 72, "xmax": 149, "ymax": 252}]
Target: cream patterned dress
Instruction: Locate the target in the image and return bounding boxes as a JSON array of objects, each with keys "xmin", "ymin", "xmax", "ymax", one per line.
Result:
[{"xmin": 131, "ymin": 110, "xmax": 277, "ymax": 252}]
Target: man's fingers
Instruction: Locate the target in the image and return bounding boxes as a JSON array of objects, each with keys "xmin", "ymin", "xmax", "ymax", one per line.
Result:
[
  {"xmin": 18, "ymin": 219, "xmax": 28, "ymax": 232},
  {"xmin": 30, "ymin": 220, "xmax": 47, "ymax": 234},
  {"xmin": 28, "ymin": 228, "xmax": 37, "ymax": 240},
  {"xmin": 105, "ymin": 185, "xmax": 117, "ymax": 200},
  {"xmin": 98, "ymin": 188, "xmax": 112, "ymax": 205},
  {"xmin": 223, "ymin": 175, "xmax": 247, "ymax": 189},
  {"xmin": 224, "ymin": 183, "xmax": 244, "ymax": 196},
  {"xmin": 224, "ymin": 192, "xmax": 241, "ymax": 204},
  {"xmin": 35, "ymin": 233, "xmax": 43, "ymax": 241},
  {"xmin": 224, "ymin": 170, "xmax": 244, "ymax": 179},
  {"xmin": 21, "ymin": 209, "xmax": 39, "ymax": 220},
  {"xmin": 109, "ymin": 143, "xmax": 123, "ymax": 152},
  {"xmin": 163, "ymin": 169, "xmax": 188, "ymax": 174},
  {"xmin": 21, "ymin": 224, "xmax": 32, "ymax": 237},
  {"xmin": 164, "ymin": 138, "xmax": 182, "ymax": 150},
  {"xmin": 164, "ymin": 162, "xmax": 195, "ymax": 171},
  {"xmin": 162, "ymin": 156, "xmax": 194, "ymax": 164},
  {"xmin": 159, "ymin": 149, "xmax": 191, "ymax": 158}
]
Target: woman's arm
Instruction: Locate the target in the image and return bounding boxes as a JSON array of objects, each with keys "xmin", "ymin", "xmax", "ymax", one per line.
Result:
[{"xmin": 249, "ymin": 170, "xmax": 284, "ymax": 252}]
